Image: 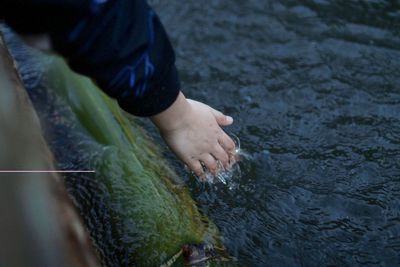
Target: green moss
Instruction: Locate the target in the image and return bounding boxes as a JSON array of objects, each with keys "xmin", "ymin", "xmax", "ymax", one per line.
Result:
[{"xmin": 45, "ymin": 57, "xmax": 227, "ymax": 266}]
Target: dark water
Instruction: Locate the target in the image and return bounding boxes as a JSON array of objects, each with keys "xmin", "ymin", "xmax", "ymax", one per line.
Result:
[{"xmin": 149, "ymin": 1, "xmax": 400, "ymax": 266}]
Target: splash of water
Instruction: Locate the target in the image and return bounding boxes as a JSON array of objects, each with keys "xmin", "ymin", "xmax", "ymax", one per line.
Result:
[{"xmin": 190, "ymin": 133, "xmax": 249, "ymax": 189}]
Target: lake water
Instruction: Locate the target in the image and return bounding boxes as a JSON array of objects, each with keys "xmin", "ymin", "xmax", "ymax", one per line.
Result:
[{"xmin": 149, "ymin": 0, "xmax": 400, "ymax": 266}]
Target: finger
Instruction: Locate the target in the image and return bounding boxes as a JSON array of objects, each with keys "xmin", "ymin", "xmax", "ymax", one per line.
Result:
[
  {"xmin": 187, "ymin": 160, "xmax": 204, "ymax": 177},
  {"xmin": 211, "ymin": 144, "xmax": 230, "ymax": 169},
  {"xmin": 210, "ymin": 108, "xmax": 233, "ymax": 126},
  {"xmin": 218, "ymin": 131, "xmax": 236, "ymax": 153},
  {"xmin": 200, "ymin": 154, "xmax": 218, "ymax": 176}
]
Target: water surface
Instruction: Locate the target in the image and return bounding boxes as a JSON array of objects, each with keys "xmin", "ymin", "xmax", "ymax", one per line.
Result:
[{"xmin": 149, "ymin": 1, "xmax": 400, "ymax": 266}]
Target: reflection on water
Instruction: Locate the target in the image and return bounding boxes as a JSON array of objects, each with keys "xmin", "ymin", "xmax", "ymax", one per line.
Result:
[{"xmin": 150, "ymin": 0, "xmax": 400, "ymax": 266}]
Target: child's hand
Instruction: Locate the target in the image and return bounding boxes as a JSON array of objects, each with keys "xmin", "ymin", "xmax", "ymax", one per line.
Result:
[{"xmin": 150, "ymin": 92, "xmax": 236, "ymax": 178}]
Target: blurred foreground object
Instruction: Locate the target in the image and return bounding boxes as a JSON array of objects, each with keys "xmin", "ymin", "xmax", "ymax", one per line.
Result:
[{"xmin": 0, "ymin": 33, "xmax": 100, "ymax": 267}]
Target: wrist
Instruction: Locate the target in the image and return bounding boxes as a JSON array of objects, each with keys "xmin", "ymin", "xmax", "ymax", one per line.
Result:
[{"xmin": 150, "ymin": 91, "xmax": 192, "ymax": 133}]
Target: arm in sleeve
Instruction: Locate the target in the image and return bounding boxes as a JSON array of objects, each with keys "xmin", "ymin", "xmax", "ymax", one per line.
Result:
[{"xmin": 2, "ymin": 0, "xmax": 180, "ymax": 117}]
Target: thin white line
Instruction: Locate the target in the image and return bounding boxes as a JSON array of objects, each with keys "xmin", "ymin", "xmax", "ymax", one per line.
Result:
[{"xmin": 0, "ymin": 170, "xmax": 95, "ymax": 173}]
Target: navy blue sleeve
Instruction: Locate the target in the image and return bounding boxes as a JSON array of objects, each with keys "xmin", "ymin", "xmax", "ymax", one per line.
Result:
[{"xmin": 2, "ymin": 0, "xmax": 180, "ymax": 117}]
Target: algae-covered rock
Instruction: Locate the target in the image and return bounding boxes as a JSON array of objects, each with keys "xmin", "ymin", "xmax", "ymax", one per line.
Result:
[{"xmin": 2, "ymin": 27, "xmax": 231, "ymax": 266}]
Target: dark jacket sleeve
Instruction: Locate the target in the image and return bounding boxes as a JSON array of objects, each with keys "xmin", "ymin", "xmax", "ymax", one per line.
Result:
[{"xmin": 1, "ymin": 0, "xmax": 180, "ymax": 117}]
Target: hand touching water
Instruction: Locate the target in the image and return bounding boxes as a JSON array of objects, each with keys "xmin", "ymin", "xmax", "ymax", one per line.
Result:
[{"xmin": 151, "ymin": 92, "xmax": 236, "ymax": 179}]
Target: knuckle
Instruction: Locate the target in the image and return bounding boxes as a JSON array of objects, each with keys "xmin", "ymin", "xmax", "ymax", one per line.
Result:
[
  {"xmin": 194, "ymin": 167, "xmax": 204, "ymax": 176},
  {"xmin": 222, "ymin": 153, "xmax": 229, "ymax": 163},
  {"xmin": 195, "ymin": 170, "xmax": 204, "ymax": 176},
  {"xmin": 216, "ymin": 150, "xmax": 228, "ymax": 162},
  {"xmin": 227, "ymin": 140, "xmax": 235, "ymax": 150},
  {"xmin": 189, "ymin": 161, "xmax": 203, "ymax": 175},
  {"xmin": 207, "ymin": 161, "xmax": 217, "ymax": 171},
  {"xmin": 213, "ymin": 143, "xmax": 221, "ymax": 151},
  {"xmin": 211, "ymin": 163, "xmax": 218, "ymax": 171}
]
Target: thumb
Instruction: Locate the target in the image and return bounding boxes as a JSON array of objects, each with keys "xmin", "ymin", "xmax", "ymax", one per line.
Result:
[{"xmin": 210, "ymin": 108, "xmax": 233, "ymax": 126}]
